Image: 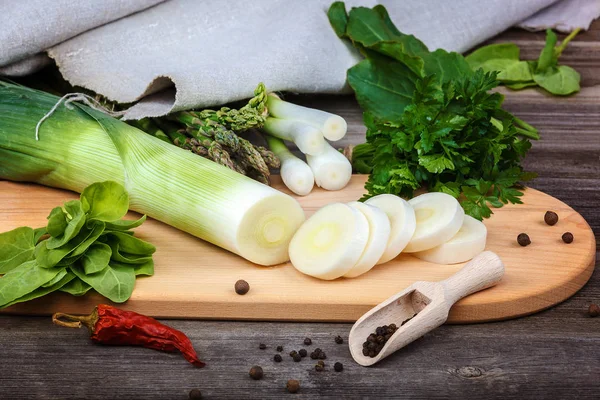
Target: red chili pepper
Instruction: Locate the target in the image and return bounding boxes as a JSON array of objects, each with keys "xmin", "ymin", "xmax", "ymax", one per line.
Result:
[{"xmin": 52, "ymin": 305, "xmax": 205, "ymax": 368}]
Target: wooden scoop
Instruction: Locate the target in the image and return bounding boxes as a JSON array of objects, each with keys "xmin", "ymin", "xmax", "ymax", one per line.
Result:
[{"xmin": 349, "ymin": 251, "xmax": 504, "ymax": 366}]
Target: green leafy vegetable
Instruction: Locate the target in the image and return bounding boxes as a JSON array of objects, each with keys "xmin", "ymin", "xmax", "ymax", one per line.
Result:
[
  {"xmin": 0, "ymin": 261, "xmax": 63, "ymax": 307},
  {"xmin": 328, "ymin": 2, "xmax": 539, "ymax": 220},
  {"xmin": 71, "ymin": 263, "xmax": 135, "ymax": 304},
  {"xmin": 81, "ymin": 181, "xmax": 129, "ymax": 222},
  {"xmin": 466, "ymin": 28, "xmax": 581, "ymax": 96},
  {"xmin": 0, "ymin": 227, "xmax": 36, "ymax": 274},
  {"xmin": 0, "ymin": 181, "xmax": 155, "ymax": 308},
  {"xmin": 59, "ymin": 277, "xmax": 92, "ymax": 296}
]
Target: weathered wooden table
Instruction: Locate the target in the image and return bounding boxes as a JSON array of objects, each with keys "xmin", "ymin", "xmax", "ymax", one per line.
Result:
[{"xmin": 1, "ymin": 22, "xmax": 599, "ymax": 400}]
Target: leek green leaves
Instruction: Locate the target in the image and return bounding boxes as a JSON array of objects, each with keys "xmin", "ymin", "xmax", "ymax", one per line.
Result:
[{"xmin": 0, "ymin": 181, "xmax": 155, "ymax": 308}]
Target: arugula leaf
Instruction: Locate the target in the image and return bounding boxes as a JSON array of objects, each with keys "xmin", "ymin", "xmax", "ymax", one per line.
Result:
[
  {"xmin": 0, "ymin": 261, "xmax": 63, "ymax": 307},
  {"xmin": 537, "ymin": 29, "xmax": 558, "ymax": 72},
  {"xmin": 345, "ymin": 6, "xmax": 427, "ymax": 76},
  {"xmin": 71, "ymin": 263, "xmax": 135, "ymax": 303},
  {"xmin": 465, "ymin": 28, "xmax": 580, "ymax": 96},
  {"xmin": 2, "ymin": 271, "xmax": 74, "ymax": 308},
  {"xmin": 328, "ymin": 1, "xmax": 348, "ymax": 38},
  {"xmin": 46, "ymin": 206, "xmax": 68, "ymax": 237},
  {"xmin": 45, "ymin": 200, "xmax": 85, "ymax": 249},
  {"xmin": 0, "ymin": 227, "xmax": 35, "ymax": 274},
  {"xmin": 81, "ymin": 243, "xmax": 112, "ymax": 275},
  {"xmin": 347, "ymin": 56, "xmax": 417, "ymax": 121},
  {"xmin": 533, "ymin": 65, "xmax": 580, "ymax": 96},
  {"xmin": 104, "ymin": 215, "xmax": 147, "ymax": 231},
  {"xmin": 81, "ymin": 181, "xmax": 129, "ymax": 222},
  {"xmin": 59, "ymin": 276, "xmax": 92, "ymax": 296}
]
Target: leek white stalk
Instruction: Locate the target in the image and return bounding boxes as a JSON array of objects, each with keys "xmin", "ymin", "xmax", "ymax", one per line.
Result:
[
  {"xmin": 306, "ymin": 142, "xmax": 352, "ymax": 191},
  {"xmin": 0, "ymin": 82, "xmax": 306, "ymax": 266},
  {"xmin": 289, "ymin": 203, "xmax": 369, "ymax": 280},
  {"xmin": 266, "ymin": 94, "xmax": 347, "ymax": 141},
  {"xmin": 265, "ymin": 135, "xmax": 314, "ymax": 196},
  {"xmin": 403, "ymin": 192, "xmax": 465, "ymax": 253},
  {"xmin": 414, "ymin": 215, "xmax": 487, "ymax": 264},
  {"xmin": 364, "ymin": 194, "xmax": 416, "ymax": 264},
  {"xmin": 263, "ymin": 117, "xmax": 325, "ymax": 155},
  {"xmin": 344, "ymin": 201, "xmax": 391, "ymax": 278}
]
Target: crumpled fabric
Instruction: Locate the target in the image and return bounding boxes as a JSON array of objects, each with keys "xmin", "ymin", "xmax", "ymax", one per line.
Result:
[
  {"xmin": 517, "ymin": 0, "xmax": 600, "ymax": 32},
  {"xmin": 1, "ymin": 0, "xmax": 595, "ymax": 119}
]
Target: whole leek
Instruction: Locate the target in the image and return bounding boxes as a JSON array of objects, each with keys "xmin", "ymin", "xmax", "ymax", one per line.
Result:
[{"xmin": 0, "ymin": 82, "xmax": 306, "ymax": 266}]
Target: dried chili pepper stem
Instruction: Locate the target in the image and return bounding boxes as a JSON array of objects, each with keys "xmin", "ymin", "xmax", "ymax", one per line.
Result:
[{"xmin": 52, "ymin": 305, "xmax": 205, "ymax": 368}]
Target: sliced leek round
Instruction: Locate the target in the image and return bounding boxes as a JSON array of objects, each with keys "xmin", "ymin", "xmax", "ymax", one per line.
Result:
[
  {"xmin": 364, "ymin": 194, "xmax": 416, "ymax": 264},
  {"xmin": 344, "ymin": 201, "xmax": 391, "ymax": 278},
  {"xmin": 403, "ymin": 192, "xmax": 464, "ymax": 253},
  {"xmin": 413, "ymin": 215, "xmax": 487, "ymax": 264},
  {"xmin": 289, "ymin": 203, "xmax": 369, "ymax": 280}
]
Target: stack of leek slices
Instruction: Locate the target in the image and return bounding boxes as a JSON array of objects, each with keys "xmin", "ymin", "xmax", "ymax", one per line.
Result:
[{"xmin": 289, "ymin": 193, "xmax": 487, "ymax": 280}]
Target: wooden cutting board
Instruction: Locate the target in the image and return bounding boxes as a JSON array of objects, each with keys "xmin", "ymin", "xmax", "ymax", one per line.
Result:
[{"xmin": 0, "ymin": 176, "xmax": 595, "ymax": 323}]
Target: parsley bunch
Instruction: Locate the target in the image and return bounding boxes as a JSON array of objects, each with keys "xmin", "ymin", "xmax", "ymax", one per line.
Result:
[{"xmin": 328, "ymin": 2, "xmax": 539, "ymax": 220}]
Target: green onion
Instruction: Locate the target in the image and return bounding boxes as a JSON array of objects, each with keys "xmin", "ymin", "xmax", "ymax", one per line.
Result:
[
  {"xmin": 0, "ymin": 82, "xmax": 306, "ymax": 266},
  {"xmin": 265, "ymin": 135, "xmax": 314, "ymax": 196}
]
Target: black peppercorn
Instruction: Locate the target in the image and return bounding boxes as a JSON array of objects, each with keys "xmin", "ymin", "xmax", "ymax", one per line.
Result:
[
  {"xmin": 315, "ymin": 363, "xmax": 324, "ymax": 372},
  {"xmin": 293, "ymin": 353, "xmax": 302, "ymax": 362},
  {"xmin": 334, "ymin": 362, "xmax": 343, "ymax": 372},
  {"xmin": 304, "ymin": 337, "xmax": 312, "ymax": 345},
  {"xmin": 314, "ymin": 348, "xmax": 322, "ymax": 353},
  {"xmin": 562, "ymin": 232, "xmax": 574, "ymax": 244},
  {"xmin": 310, "ymin": 351, "xmax": 318, "ymax": 359},
  {"xmin": 517, "ymin": 233, "xmax": 531, "ymax": 246},
  {"xmin": 249, "ymin": 366, "xmax": 263, "ymax": 380},
  {"xmin": 299, "ymin": 349, "xmax": 308, "ymax": 357},
  {"xmin": 318, "ymin": 352, "xmax": 327, "ymax": 360},
  {"xmin": 276, "ymin": 345, "xmax": 283, "ymax": 352},
  {"xmin": 544, "ymin": 211, "xmax": 559, "ymax": 226},
  {"xmin": 317, "ymin": 360, "xmax": 325, "ymax": 366},
  {"xmin": 286, "ymin": 379, "xmax": 300, "ymax": 394},
  {"xmin": 274, "ymin": 354, "xmax": 282, "ymax": 362},
  {"xmin": 362, "ymin": 348, "xmax": 369, "ymax": 356},
  {"xmin": 259, "ymin": 343, "xmax": 266, "ymax": 350},
  {"xmin": 235, "ymin": 279, "xmax": 250, "ymax": 295},
  {"xmin": 334, "ymin": 335, "xmax": 343, "ymax": 344},
  {"xmin": 289, "ymin": 350, "xmax": 297, "ymax": 357},
  {"xmin": 588, "ymin": 304, "xmax": 600, "ymax": 317},
  {"xmin": 189, "ymin": 389, "xmax": 202, "ymax": 399}
]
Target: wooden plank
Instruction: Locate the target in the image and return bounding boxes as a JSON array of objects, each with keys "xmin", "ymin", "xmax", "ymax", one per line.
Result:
[{"xmin": 1, "ymin": 176, "xmax": 595, "ymax": 322}]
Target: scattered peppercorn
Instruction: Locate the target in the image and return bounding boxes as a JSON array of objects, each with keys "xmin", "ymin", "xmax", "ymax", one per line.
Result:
[
  {"xmin": 310, "ymin": 351, "xmax": 319, "ymax": 360},
  {"xmin": 362, "ymin": 323, "xmax": 400, "ymax": 358},
  {"xmin": 249, "ymin": 366, "xmax": 263, "ymax": 380},
  {"xmin": 289, "ymin": 350, "xmax": 297, "ymax": 357},
  {"xmin": 562, "ymin": 232, "xmax": 574, "ymax": 244},
  {"xmin": 259, "ymin": 343, "xmax": 266, "ymax": 350},
  {"xmin": 304, "ymin": 338, "xmax": 312, "ymax": 345},
  {"xmin": 588, "ymin": 304, "xmax": 600, "ymax": 317},
  {"xmin": 292, "ymin": 353, "xmax": 302, "ymax": 362},
  {"xmin": 276, "ymin": 345, "xmax": 283, "ymax": 352},
  {"xmin": 334, "ymin": 362, "xmax": 343, "ymax": 372},
  {"xmin": 334, "ymin": 335, "xmax": 343, "ymax": 344},
  {"xmin": 517, "ymin": 233, "xmax": 531, "ymax": 247},
  {"xmin": 274, "ymin": 354, "xmax": 283, "ymax": 362},
  {"xmin": 318, "ymin": 352, "xmax": 327, "ymax": 360},
  {"xmin": 544, "ymin": 211, "xmax": 559, "ymax": 226},
  {"xmin": 315, "ymin": 363, "xmax": 324, "ymax": 372},
  {"xmin": 189, "ymin": 389, "xmax": 202, "ymax": 399},
  {"xmin": 299, "ymin": 349, "xmax": 307, "ymax": 357},
  {"xmin": 317, "ymin": 360, "xmax": 325, "ymax": 366},
  {"xmin": 286, "ymin": 379, "xmax": 300, "ymax": 394},
  {"xmin": 310, "ymin": 347, "xmax": 326, "ymax": 360},
  {"xmin": 235, "ymin": 279, "xmax": 250, "ymax": 295}
]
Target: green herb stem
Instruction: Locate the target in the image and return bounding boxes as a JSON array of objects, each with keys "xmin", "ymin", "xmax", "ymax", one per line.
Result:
[{"xmin": 555, "ymin": 28, "xmax": 581, "ymax": 58}]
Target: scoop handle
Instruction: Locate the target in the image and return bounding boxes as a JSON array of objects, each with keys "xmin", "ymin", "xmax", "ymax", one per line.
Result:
[{"xmin": 441, "ymin": 251, "xmax": 505, "ymax": 305}]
